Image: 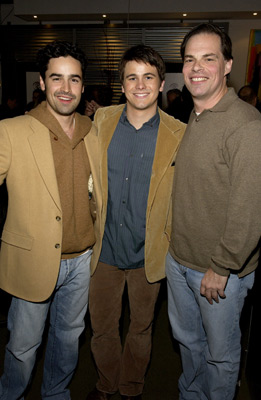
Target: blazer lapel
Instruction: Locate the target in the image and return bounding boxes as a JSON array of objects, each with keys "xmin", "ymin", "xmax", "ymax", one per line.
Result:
[
  {"xmin": 147, "ymin": 116, "xmax": 181, "ymax": 211},
  {"xmin": 97, "ymin": 106, "xmax": 123, "ymax": 205},
  {"xmin": 28, "ymin": 119, "xmax": 61, "ymax": 211}
]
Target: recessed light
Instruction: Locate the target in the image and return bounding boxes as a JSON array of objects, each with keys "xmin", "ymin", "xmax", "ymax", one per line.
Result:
[
  {"xmin": 102, "ymin": 14, "xmax": 107, "ymax": 18},
  {"xmin": 183, "ymin": 13, "xmax": 187, "ymax": 17},
  {"xmin": 33, "ymin": 15, "xmax": 38, "ymax": 19},
  {"xmin": 253, "ymin": 12, "xmax": 258, "ymax": 16}
]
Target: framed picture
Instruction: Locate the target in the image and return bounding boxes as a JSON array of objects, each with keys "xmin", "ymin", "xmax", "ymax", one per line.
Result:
[{"xmin": 246, "ymin": 29, "xmax": 261, "ymax": 99}]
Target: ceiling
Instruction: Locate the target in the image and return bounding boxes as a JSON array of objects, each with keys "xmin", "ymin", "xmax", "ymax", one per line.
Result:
[
  {"xmin": 16, "ymin": 11, "xmax": 261, "ymax": 23},
  {"xmin": 1, "ymin": 0, "xmax": 260, "ymax": 22}
]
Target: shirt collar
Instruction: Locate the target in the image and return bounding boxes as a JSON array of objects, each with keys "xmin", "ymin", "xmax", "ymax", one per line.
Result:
[
  {"xmin": 120, "ymin": 106, "xmax": 160, "ymax": 129},
  {"xmin": 192, "ymin": 87, "xmax": 237, "ymax": 116}
]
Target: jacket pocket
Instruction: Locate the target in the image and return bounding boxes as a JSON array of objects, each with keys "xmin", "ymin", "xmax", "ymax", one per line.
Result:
[{"xmin": 1, "ymin": 229, "xmax": 33, "ymax": 250}]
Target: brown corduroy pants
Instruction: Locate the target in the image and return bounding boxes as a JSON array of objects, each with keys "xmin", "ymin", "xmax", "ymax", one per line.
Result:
[{"xmin": 89, "ymin": 261, "xmax": 160, "ymax": 397}]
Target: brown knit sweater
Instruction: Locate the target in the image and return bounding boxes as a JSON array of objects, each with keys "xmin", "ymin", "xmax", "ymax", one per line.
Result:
[
  {"xmin": 169, "ymin": 88, "xmax": 261, "ymax": 278},
  {"xmin": 29, "ymin": 102, "xmax": 95, "ymax": 258}
]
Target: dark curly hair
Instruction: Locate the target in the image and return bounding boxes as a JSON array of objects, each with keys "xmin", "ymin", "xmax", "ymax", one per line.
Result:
[
  {"xmin": 119, "ymin": 44, "xmax": 165, "ymax": 84},
  {"xmin": 180, "ymin": 23, "xmax": 233, "ymax": 62},
  {"xmin": 37, "ymin": 40, "xmax": 87, "ymax": 81}
]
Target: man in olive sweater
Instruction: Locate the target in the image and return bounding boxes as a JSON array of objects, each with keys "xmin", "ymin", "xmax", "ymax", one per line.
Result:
[{"xmin": 166, "ymin": 23, "xmax": 261, "ymax": 400}]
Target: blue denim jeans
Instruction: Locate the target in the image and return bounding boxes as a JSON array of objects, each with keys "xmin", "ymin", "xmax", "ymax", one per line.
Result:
[
  {"xmin": 0, "ymin": 249, "xmax": 92, "ymax": 400},
  {"xmin": 166, "ymin": 252, "xmax": 254, "ymax": 400}
]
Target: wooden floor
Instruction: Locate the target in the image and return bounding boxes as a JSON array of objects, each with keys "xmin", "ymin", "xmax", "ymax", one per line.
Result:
[{"xmin": 0, "ymin": 281, "xmax": 260, "ymax": 400}]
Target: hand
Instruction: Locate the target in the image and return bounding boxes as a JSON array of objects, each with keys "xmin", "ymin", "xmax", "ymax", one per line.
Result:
[
  {"xmin": 200, "ymin": 268, "xmax": 228, "ymax": 305},
  {"xmin": 84, "ymin": 100, "xmax": 101, "ymax": 117}
]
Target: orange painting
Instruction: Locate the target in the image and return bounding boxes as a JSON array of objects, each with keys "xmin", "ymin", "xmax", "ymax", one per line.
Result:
[{"xmin": 246, "ymin": 29, "xmax": 261, "ymax": 99}]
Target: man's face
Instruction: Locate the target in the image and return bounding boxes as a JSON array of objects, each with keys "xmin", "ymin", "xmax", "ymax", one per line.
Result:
[
  {"xmin": 40, "ymin": 56, "xmax": 84, "ymax": 118},
  {"xmin": 182, "ymin": 33, "xmax": 232, "ymax": 111},
  {"xmin": 121, "ymin": 60, "xmax": 164, "ymax": 114}
]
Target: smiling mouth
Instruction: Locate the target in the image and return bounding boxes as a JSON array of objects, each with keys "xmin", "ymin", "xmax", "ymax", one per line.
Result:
[
  {"xmin": 57, "ymin": 96, "xmax": 72, "ymax": 100},
  {"xmin": 191, "ymin": 77, "xmax": 207, "ymax": 82},
  {"xmin": 55, "ymin": 91, "xmax": 76, "ymax": 101},
  {"xmin": 133, "ymin": 93, "xmax": 150, "ymax": 97}
]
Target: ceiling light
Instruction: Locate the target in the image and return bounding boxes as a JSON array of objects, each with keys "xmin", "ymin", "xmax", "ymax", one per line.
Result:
[
  {"xmin": 33, "ymin": 15, "xmax": 38, "ymax": 19},
  {"xmin": 183, "ymin": 13, "xmax": 187, "ymax": 17},
  {"xmin": 102, "ymin": 14, "xmax": 107, "ymax": 18},
  {"xmin": 253, "ymin": 12, "xmax": 258, "ymax": 16}
]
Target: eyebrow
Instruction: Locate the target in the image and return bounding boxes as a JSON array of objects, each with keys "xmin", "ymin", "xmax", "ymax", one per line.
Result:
[
  {"xmin": 184, "ymin": 53, "xmax": 218, "ymax": 59},
  {"xmin": 125, "ymin": 72, "xmax": 157, "ymax": 78},
  {"xmin": 49, "ymin": 73, "xmax": 82, "ymax": 79}
]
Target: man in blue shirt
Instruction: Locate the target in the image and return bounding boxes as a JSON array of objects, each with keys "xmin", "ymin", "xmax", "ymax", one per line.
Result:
[{"xmin": 86, "ymin": 45, "xmax": 186, "ymax": 400}]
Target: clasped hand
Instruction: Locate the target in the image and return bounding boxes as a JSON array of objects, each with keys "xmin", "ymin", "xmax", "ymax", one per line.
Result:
[{"xmin": 200, "ymin": 268, "xmax": 228, "ymax": 305}]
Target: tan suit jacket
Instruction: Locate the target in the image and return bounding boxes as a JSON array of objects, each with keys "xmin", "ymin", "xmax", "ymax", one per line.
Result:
[
  {"xmin": 86, "ymin": 105, "xmax": 186, "ymax": 283},
  {"xmin": 0, "ymin": 115, "xmax": 64, "ymax": 301}
]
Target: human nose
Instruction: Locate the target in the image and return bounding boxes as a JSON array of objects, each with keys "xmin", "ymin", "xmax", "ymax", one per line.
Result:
[
  {"xmin": 135, "ymin": 78, "xmax": 146, "ymax": 89},
  {"xmin": 192, "ymin": 60, "xmax": 203, "ymax": 72},
  {"xmin": 61, "ymin": 79, "xmax": 71, "ymax": 93}
]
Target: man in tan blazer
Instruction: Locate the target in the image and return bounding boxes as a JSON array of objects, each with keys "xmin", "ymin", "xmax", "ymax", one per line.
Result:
[
  {"xmin": 86, "ymin": 45, "xmax": 186, "ymax": 400},
  {"xmin": 0, "ymin": 41, "xmax": 95, "ymax": 399}
]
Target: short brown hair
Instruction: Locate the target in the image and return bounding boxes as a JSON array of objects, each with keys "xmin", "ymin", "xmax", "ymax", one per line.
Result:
[
  {"xmin": 180, "ymin": 23, "xmax": 233, "ymax": 62},
  {"xmin": 119, "ymin": 44, "xmax": 165, "ymax": 84},
  {"xmin": 37, "ymin": 40, "xmax": 87, "ymax": 81}
]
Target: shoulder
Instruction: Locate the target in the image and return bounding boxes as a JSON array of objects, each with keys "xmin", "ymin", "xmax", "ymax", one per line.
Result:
[
  {"xmin": 222, "ymin": 96, "xmax": 261, "ymax": 152},
  {"xmin": 0, "ymin": 114, "xmax": 31, "ymax": 126},
  {"xmin": 159, "ymin": 108, "xmax": 187, "ymax": 133},
  {"xmin": 0, "ymin": 114, "xmax": 37, "ymax": 136},
  {"xmin": 231, "ymin": 98, "xmax": 260, "ymax": 122},
  {"xmin": 75, "ymin": 112, "xmax": 92, "ymax": 132},
  {"xmin": 220, "ymin": 88, "xmax": 261, "ymax": 124},
  {"xmin": 95, "ymin": 104, "xmax": 125, "ymax": 121},
  {"xmin": 225, "ymin": 97, "xmax": 261, "ymax": 142},
  {"xmin": 75, "ymin": 112, "xmax": 91, "ymax": 123}
]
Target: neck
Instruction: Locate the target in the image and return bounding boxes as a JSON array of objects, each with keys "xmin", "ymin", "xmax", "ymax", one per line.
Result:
[
  {"xmin": 62, "ymin": 115, "xmax": 75, "ymax": 139},
  {"xmin": 126, "ymin": 104, "xmax": 157, "ymax": 130},
  {"xmin": 194, "ymin": 86, "xmax": 228, "ymax": 114},
  {"xmin": 45, "ymin": 103, "xmax": 76, "ymax": 139},
  {"xmin": 55, "ymin": 113, "xmax": 76, "ymax": 139}
]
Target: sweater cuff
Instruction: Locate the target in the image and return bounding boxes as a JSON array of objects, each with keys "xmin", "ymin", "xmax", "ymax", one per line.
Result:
[{"xmin": 210, "ymin": 260, "xmax": 230, "ymax": 277}]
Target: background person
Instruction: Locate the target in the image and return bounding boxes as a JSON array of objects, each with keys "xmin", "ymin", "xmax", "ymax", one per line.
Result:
[{"xmin": 238, "ymin": 85, "xmax": 259, "ymax": 109}]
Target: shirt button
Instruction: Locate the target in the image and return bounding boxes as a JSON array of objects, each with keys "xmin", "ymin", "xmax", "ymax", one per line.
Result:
[
  {"xmin": 195, "ymin": 118, "xmax": 199, "ymax": 122},
  {"xmin": 55, "ymin": 243, "xmax": 60, "ymax": 249},
  {"xmin": 125, "ymin": 177, "xmax": 128, "ymax": 181},
  {"xmin": 122, "ymin": 200, "xmax": 126, "ymax": 204},
  {"xmin": 53, "ymin": 137, "xmax": 58, "ymax": 141},
  {"xmin": 56, "ymin": 216, "xmax": 61, "ymax": 221},
  {"xmin": 120, "ymin": 223, "xmax": 123, "ymax": 227}
]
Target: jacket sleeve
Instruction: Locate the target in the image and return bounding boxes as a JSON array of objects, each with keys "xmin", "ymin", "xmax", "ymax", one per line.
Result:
[
  {"xmin": 0, "ymin": 121, "xmax": 12, "ymax": 185},
  {"xmin": 210, "ymin": 119, "xmax": 261, "ymax": 276}
]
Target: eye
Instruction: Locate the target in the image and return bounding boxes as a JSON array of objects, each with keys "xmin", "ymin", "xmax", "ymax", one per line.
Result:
[{"xmin": 72, "ymin": 78, "xmax": 80, "ymax": 83}]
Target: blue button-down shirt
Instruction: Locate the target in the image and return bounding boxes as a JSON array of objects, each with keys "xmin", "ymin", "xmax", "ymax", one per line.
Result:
[{"xmin": 99, "ymin": 108, "xmax": 160, "ymax": 269}]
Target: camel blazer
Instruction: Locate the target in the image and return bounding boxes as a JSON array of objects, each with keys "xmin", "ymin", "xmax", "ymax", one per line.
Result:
[
  {"xmin": 86, "ymin": 105, "xmax": 186, "ymax": 283},
  {"xmin": 0, "ymin": 115, "xmax": 64, "ymax": 302}
]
